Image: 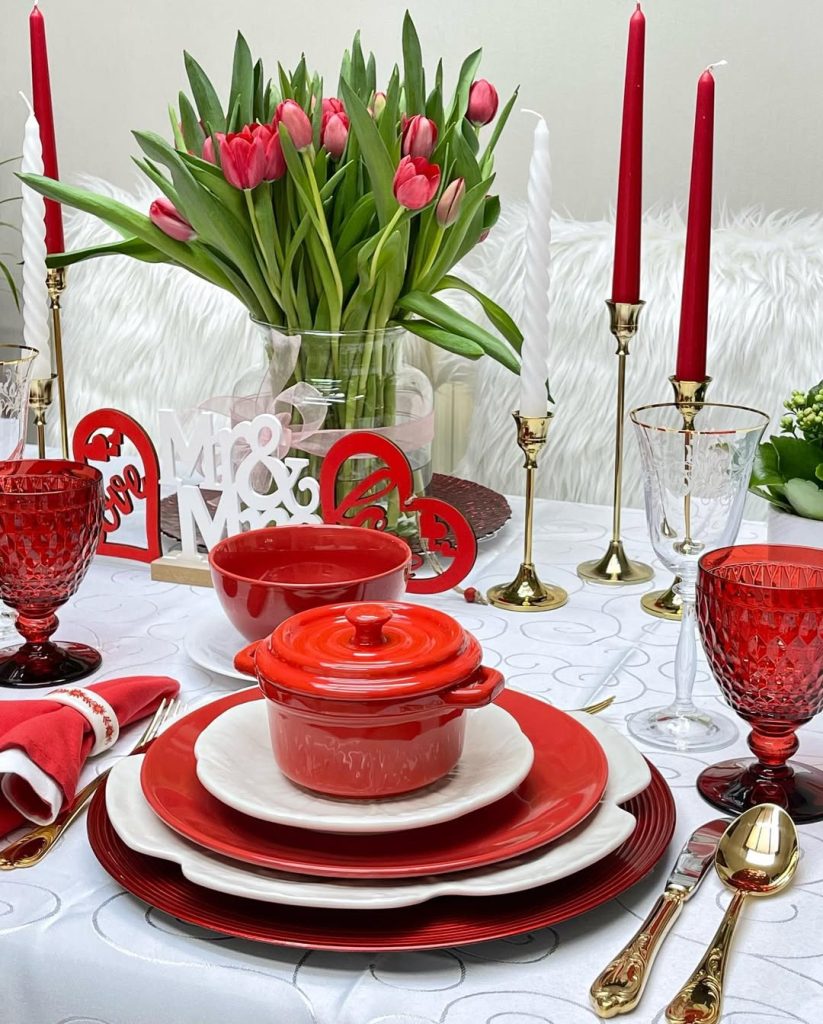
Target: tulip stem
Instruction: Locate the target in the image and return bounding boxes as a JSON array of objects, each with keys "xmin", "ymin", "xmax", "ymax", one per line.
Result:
[
  {"xmin": 301, "ymin": 150, "xmax": 343, "ymax": 329},
  {"xmin": 416, "ymin": 224, "xmax": 444, "ymax": 282},
  {"xmin": 244, "ymin": 188, "xmax": 280, "ymax": 298},
  {"xmin": 368, "ymin": 208, "xmax": 405, "ymax": 291}
]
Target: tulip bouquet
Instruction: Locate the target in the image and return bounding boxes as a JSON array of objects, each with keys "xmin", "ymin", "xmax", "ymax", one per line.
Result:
[{"xmin": 22, "ymin": 13, "xmax": 520, "ymax": 453}]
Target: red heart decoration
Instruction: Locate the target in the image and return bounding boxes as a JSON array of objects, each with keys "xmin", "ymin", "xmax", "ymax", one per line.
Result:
[
  {"xmin": 72, "ymin": 409, "xmax": 162, "ymax": 564},
  {"xmin": 319, "ymin": 432, "xmax": 477, "ymax": 594}
]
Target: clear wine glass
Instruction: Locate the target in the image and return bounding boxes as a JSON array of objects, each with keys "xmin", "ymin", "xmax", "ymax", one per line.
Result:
[{"xmin": 626, "ymin": 403, "xmax": 768, "ymax": 751}]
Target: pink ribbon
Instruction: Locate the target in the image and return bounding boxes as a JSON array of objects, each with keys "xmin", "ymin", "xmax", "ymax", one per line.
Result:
[{"xmin": 201, "ymin": 329, "xmax": 434, "ymax": 462}]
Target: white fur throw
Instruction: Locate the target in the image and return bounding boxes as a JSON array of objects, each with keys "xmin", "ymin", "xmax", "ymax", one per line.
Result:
[{"xmin": 61, "ymin": 178, "xmax": 819, "ymax": 509}]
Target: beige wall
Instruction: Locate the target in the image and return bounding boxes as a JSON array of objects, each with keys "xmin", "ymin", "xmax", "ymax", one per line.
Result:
[{"xmin": 1, "ymin": 0, "xmax": 821, "ymax": 335}]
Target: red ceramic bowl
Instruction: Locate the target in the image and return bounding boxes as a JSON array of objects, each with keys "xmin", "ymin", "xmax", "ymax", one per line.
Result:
[
  {"xmin": 250, "ymin": 601, "xmax": 505, "ymax": 798},
  {"xmin": 208, "ymin": 525, "xmax": 411, "ymax": 642}
]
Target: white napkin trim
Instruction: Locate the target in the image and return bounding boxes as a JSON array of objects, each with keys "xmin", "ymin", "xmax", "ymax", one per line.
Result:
[
  {"xmin": 0, "ymin": 748, "xmax": 62, "ymax": 824},
  {"xmin": 48, "ymin": 687, "xmax": 120, "ymax": 756}
]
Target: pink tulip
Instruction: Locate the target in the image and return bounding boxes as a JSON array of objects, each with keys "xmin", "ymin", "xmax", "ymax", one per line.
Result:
[
  {"xmin": 149, "ymin": 197, "xmax": 195, "ymax": 241},
  {"xmin": 252, "ymin": 123, "xmax": 286, "ymax": 181},
  {"xmin": 402, "ymin": 115, "xmax": 438, "ymax": 159},
  {"xmin": 369, "ymin": 91, "xmax": 387, "ymax": 118},
  {"xmin": 392, "ymin": 156, "xmax": 441, "ymax": 211},
  {"xmin": 322, "ymin": 97, "xmax": 345, "ymax": 118},
  {"xmin": 467, "ymin": 79, "xmax": 499, "ymax": 125},
  {"xmin": 276, "ymin": 99, "xmax": 313, "ymax": 150},
  {"xmin": 201, "ymin": 132, "xmax": 225, "ymax": 164},
  {"xmin": 436, "ymin": 177, "xmax": 466, "ymax": 227},
  {"xmin": 219, "ymin": 127, "xmax": 266, "ymax": 190},
  {"xmin": 321, "ymin": 111, "xmax": 349, "ymax": 160}
]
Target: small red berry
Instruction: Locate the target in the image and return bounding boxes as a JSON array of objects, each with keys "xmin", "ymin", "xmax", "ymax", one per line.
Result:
[{"xmin": 463, "ymin": 586, "xmax": 477, "ymax": 603}]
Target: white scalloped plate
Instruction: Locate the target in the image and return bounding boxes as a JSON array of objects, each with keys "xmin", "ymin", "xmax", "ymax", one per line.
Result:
[
  {"xmin": 192, "ymin": 702, "xmax": 535, "ymax": 834},
  {"xmin": 105, "ymin": 712, "xmax": 650, "ymax": 911},
  {"xmin": 184, "ymin": 610, "xmax": 248, "ymax": 682}
]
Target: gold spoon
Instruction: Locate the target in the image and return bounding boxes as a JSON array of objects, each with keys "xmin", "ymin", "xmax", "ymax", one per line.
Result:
[{"xmin": 665, "ymin": 803, "xmax": 799, "ymax": 1024}]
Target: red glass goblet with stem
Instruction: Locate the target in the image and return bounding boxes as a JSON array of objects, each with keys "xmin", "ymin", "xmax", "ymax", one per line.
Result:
[
  {"xmin": 697, "ymin": 543, "xmax": 823, "ymax": 823},
  {"xmin": 0, "ymin": 460, "xmax": 104, "ymax": 688}
]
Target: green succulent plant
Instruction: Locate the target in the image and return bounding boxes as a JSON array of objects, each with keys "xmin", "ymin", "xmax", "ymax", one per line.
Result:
[{"xmin": 750, "ymin": 380, "xmax": 823, "ymax": 521}]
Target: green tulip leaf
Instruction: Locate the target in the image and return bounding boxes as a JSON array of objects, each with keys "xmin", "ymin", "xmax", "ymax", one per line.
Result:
[
  {"xmin": 183, "ymin": 51, "xmax": 225, "ymax": 133},
  {"xmin": 340, "ymin": 79, "xmax": 396, "ymax": 226},
  {"xmin": 448, "ymin": 48, "xmax": 483, "ymax": 126},
  {"xmin": 401, "ymin": 319, "xmax": 485, "ymax": 360},
  {"xmin": 816, "ymin": 462, "xmax": 823, "ymax": 482},
  {"xmin": 397, "ymin": 290, "xmax": 519, "ymax": 373},
  {"xmin": 784, "ymin": 478, "xmax": 823, "ymax": 521},
  {"xmin": 434, "ymin": 274, "xmax": 522, "ymax": 351},
  {"xmin": 0, "ymin": 260, "xmax": 20, "ymax": 311},
  {"xmin": 480, "ymin": 87, "xmax": 519, "ymax": 173},
  {"xmin": 178, "ymin": 92, "xmax": 205, "ymax": 154},
  {"xmin": 401, "ymin": 12, "xmax": 425, "ymax": 114},
  {"xmin": 229, "ymin": 32, "xmax": 254, "ymax": 128}
]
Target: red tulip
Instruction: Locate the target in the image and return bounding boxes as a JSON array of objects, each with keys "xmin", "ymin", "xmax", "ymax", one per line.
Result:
[
  {"xmin": 219, "ymin": 127, "xmax": 266, "ymax": 190},
  {"xmin": 252, "ymin": 123, "xmax": 286, "ymax": 181},
  {"xmin": 436, "ymin": 177, "xmax": 466, "ymax": 227},
  {"xmin": 402, "ymin": 115, "xmax": 438, "ymax": 159},
  {"xmin": 276, "ymin": 100, "xmax": 313, "ymax": 150},
  {"xmin": 322, "ymin": 97, "xmax": 345, "ymax": 118},
  {"xmin": 392, "ymin": 156, "xmax": 441, "ymax": 211},
  {"xmin": 149, "ymin": 197, "xmax": 195, "ymax": 241},
  {"xmin": 201, "ymin": 132, "xmax": 225, "ymax": 164},
  {"xmin": 321, "ymin": 111, "xmax": 349, "ymax": 160},
  {"xmin": 467, "ymin": 79, "xmax": 499, "ymax": 125}
]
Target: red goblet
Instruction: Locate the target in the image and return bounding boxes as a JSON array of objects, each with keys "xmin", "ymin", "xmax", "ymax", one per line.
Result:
[
  {"xmin": 697, "ymin": 543, "xmax": 823, "ymax": 823},
  {"xmin": 0, "ymin": 460, "xmax": 104, "ymax": 688}
]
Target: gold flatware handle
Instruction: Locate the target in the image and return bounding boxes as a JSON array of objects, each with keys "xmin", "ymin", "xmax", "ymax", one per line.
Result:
[
  {"xmin": 665, "ymin": 890, "xmax": 746, "ymax": 1024},
  {"xmin": 580, "ymin": 696, "xmax": 616, "ymax": 716},
  {"xmin": 590, "ymin": 888, "xmax": 686, "ymax": 1017},
  {"xmin": 0, "ymin": 772, "xmax": 108, "ymax": 869}
]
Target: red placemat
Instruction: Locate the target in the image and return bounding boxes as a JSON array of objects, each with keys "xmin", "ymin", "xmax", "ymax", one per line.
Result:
[{"xmin": 159, "ymin": 474, "xmax": 511, "ymax": 552}]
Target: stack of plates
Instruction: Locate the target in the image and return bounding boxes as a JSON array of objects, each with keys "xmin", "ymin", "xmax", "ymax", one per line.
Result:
[{"xmin": 88, "ymin": 689, "xmax": 675, "ymax": 951}]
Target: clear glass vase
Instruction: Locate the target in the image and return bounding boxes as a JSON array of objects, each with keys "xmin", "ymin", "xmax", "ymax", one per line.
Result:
[{"xmin": 253, "ymin": 323, "xmax": 434, "ymax": 533}]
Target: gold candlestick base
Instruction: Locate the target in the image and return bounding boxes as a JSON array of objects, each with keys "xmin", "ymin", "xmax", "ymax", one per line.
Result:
[
  {"xmin": 640, "ymin": 580, "xmax": 682, "ymax": 621},
  {"xmin": 578, "ymin": 540, "xmax": 654, "ymax": 586},
  {"xmin": 640, "ymin": 376, "xmax": 711, "ymax": 620},
  {"xmin": 487, "ymin": 563, "xmax": 568, "ymax": 612},
  {"xmin": 29, "ymin": 375, "xmax": 58, "ymax": 458},
  {"xmin": 577, "ymin": 300, "xmax": 653, "ymax": 586},
  {"xmin": 486, "ymin": 412, "xmax": 568, "ymax": 613}
]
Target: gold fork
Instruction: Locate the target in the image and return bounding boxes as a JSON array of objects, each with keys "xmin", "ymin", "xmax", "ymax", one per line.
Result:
[
  {"xmin": 0, "ymin": 696, "xmax": 180, "ymax": 870},
  {"xmin": 579, "ymin": 695, "xmax": 616, "ymax": 716}
]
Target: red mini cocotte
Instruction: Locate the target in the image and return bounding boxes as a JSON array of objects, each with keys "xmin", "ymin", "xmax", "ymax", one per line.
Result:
[{"xmin": 249, "ymin": 601, "xmax": 505, "ymax": 798}]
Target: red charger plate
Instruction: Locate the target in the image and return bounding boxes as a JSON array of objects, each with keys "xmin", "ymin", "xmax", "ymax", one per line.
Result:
[
  {"xmin": 140, "ymin": 689, "xmax": 608, "ymax": 878},
  {"xmin": 87, "ymin": 761, "xmax": 674, "ymax": 951}
]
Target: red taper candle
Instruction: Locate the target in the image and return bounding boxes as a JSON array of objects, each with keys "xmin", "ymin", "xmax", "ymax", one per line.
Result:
[
  {"xmin": 676, "ymin": 69, "xmax": 716, "ymax": 381},
  {"xmin": 29, "ymin": 2, "xmax": 64, "ymax": 255},
  {"xmin": 611, "ymin": 3, "xmax": 645, "ymax": 304}
]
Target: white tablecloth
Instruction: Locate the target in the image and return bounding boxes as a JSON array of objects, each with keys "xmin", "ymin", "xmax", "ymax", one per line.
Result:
[{"xmin": 2, "ymin": 499, "xmax": 821, "ymax": 1024}]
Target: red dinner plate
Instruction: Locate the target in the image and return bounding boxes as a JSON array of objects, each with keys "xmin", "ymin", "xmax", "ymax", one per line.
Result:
[
  {"xmin": 88, "ymin": 762, "xmax": 674, "ymax": 952},
  {"xmin": 141, "ymin": 689, "xmax": 608, "ymax": 878}
]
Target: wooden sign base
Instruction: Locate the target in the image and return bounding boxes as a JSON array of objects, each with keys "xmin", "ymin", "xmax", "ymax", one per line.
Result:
[{"xmin": 150, "ymin": 551, "xmax": 212, "ymax": 587}]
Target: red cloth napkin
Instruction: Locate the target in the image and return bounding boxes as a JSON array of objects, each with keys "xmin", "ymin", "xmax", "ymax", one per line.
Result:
[{"xmin": 0, "ymin": 675, "xmax": 179, "ymax": 835}]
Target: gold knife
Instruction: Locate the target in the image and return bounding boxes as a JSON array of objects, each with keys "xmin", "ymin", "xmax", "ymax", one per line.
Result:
[{"xmin": 589, "ymin": 818, "xmax": 729, "ymax": 1018}]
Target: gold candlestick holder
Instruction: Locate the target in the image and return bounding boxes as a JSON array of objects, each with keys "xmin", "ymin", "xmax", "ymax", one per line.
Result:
[
  {"xmin": 577, "ymin": 300, "xmax": 654, "ymax": 585},
  {"xmin": 29, "ymin": 374, "xmax": 57, "ymax": 458},
  {"xmin": 486, "ymin": 412, "xmax": 568, "ymax": 612},
  {"xmin": 46, "ymin": 266, "xmax": 69, "ymax": 459},
  {"xmin": 640, "ymin": 374, "xmax": 712, "ymax": 621}
]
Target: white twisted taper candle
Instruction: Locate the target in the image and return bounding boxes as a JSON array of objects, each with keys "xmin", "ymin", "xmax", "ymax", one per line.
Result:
[
  {"xmin": 519, "ymin": 110, "xmax": 552, "ymax": 418},
  {"xmin": 20, "ymin": 93, "xmax": 51, "ymax": 380}
]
